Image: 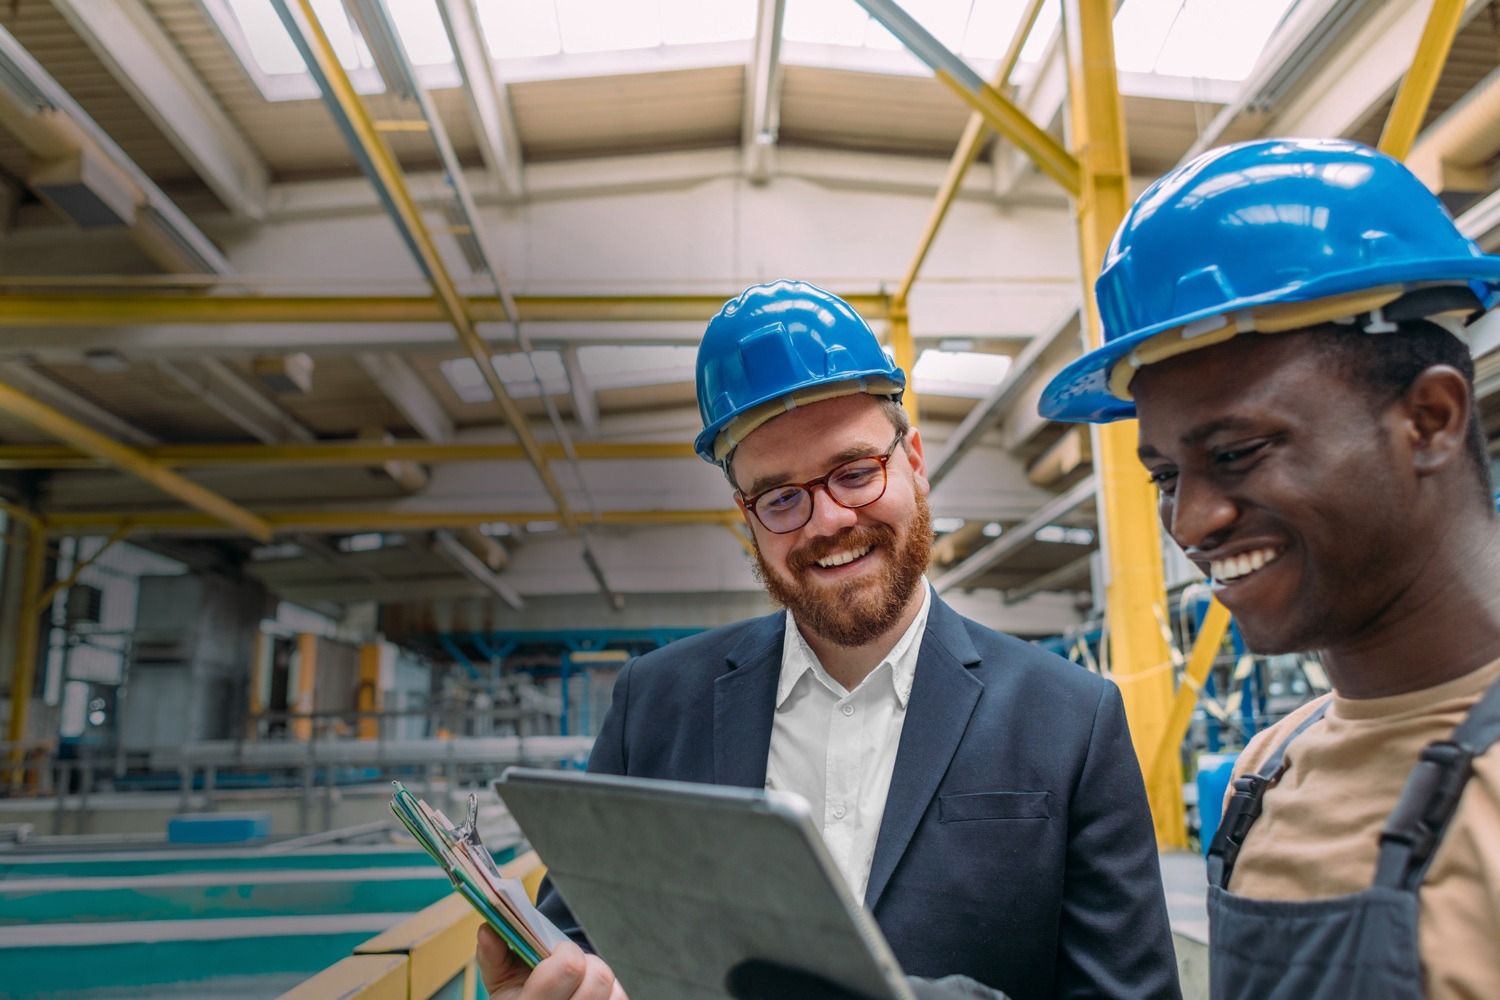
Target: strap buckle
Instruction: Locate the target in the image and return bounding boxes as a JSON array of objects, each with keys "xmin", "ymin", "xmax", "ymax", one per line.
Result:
[
  {"xmin": 1375, "ymin": 740, "xmax": 1476, "ymax": 889},
  {"xmin": 1206, "ymin": 773, "xmax": 1271, "ymax": 887}
]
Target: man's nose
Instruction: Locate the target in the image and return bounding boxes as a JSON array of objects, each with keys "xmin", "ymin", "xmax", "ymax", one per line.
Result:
[
  {"xmin": 803, "ymin": 484, "xmax": 859, "ymax": 535},
  {"xmin": 1167, "ymin": 476, "xmax": 1238, "ymax": 552}
]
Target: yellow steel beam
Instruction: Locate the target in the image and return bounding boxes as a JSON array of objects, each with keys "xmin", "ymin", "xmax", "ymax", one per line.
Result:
[
  {"xmin": 4, "ymin": 505, "xmax": 48, "ymax": 784},
  {"xmin": 40, "ymin": 508, "xmax": 743, "ymax": 535},
  {"xmin": 854, "ymin": 0, "xmax": 1079, "ymax": 196},
  {"xmin": 1379, "ymin": 0, "xmax": 1466, "ymax": 160},
  {"xmin": 1147, "ymin": 599, "xmax": 1233, "ymax": 787},
  {"xmin": 0, "ymin": 292, "xmax": 891, "ymax": 327},
  {"xmin": 0, "ymin": 440, "xmax": 699, "ymax": 470},
  {"xmin": 887, "ymin": 301, "xmax": 920, "ymax": 426},
  {"xmin": 0, "ymin": 380, "xmax": 273, "ymax": 542},
  {"xmin": 1062, "ymin": 0, "xmax": 1185, "ymax": 848},
  {"xmin": 287, "ymin": 0, "xmax": 577, "ymax": 533},
  {"xmin": 930, "ymin": 72, "xmax": 1081, "ymax": 197},
  {"xmin": 895, "ymin": 0, "xmax": 1049, "ymax": 304}
]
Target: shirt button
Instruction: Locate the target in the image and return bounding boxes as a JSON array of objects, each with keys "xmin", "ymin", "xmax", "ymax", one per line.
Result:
[
  {"xmin": 832, "ymin": 805, "xmax": 847, "ymax": 819},
  {"xmin": 841, "ymin": 705, "xmax": 855, "ymax": 716}
]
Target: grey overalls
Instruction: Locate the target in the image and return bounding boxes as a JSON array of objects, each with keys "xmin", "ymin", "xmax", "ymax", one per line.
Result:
[{"xmin": 1204, "ymin": 677, "xmax": 1500, "ymax": 1000}]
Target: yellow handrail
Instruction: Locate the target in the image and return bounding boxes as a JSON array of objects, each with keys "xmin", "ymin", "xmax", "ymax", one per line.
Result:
[{"xmin": 277, "ymin": 850, "xmax": 546, "ymax": 1000}]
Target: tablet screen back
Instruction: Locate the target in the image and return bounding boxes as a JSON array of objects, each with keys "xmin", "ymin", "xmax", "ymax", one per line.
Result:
[{"xmin": 494, "ymin": 768, "xmax": 913, "ymax": 1000}]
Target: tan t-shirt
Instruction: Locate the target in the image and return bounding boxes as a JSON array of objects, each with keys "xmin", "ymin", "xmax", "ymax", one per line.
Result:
[{"xmin": 1227, "ymin": 657, "xmax": 1500, "ymax": 1000}]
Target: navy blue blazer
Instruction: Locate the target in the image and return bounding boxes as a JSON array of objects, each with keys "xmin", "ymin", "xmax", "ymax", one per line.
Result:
[{"xmin": 537, "ymin": 594, "xmax": 1180, "ymax": 1000}]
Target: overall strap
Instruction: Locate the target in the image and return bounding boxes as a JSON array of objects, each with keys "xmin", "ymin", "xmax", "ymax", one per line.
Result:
[
  {"xmin": 1207, "ymin": 701, "xmax": 1332, "ymax": 888},
  {"xmin": 1374, "ymin": 677, "xmax": 1500, "ymax": 891}
]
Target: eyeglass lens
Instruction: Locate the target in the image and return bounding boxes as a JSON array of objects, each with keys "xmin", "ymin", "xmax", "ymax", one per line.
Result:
[{"xmin": 753, "ymin": 457, "xmax": 888, "ymax": 533}]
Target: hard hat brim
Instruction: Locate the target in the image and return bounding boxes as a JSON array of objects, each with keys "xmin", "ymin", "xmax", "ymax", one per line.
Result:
[
  {"xmin": 694, "ymin": 371, "xmax": 905, "ymax": 464},
  {"xmin": 1041, "ymin": 262, "xmax": 1500, "ymax": 424}
]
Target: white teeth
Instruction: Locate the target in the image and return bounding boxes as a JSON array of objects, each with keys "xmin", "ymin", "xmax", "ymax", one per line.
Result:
[
  {"xmin": 1211, "ymin": 547, "xmax": 1282, "ymax": 583},
  {"xmin": 817, "ymin": 544, "xmax": 872, "ymax": 568}
]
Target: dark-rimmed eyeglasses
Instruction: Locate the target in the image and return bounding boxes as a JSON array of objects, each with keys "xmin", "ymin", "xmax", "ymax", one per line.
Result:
[{"xmin": 740, "ymin": 432, "xmax": 905, "ymax": 534}]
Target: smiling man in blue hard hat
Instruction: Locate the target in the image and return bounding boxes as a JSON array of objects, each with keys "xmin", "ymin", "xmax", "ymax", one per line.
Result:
[
  {"xmin": 478, "ymin": 280, "xmax": 1179, "ymax": 1000},
  {"xmin": 1037, "ymin": 138, "xmax": 1500, "ymax": 1000}
]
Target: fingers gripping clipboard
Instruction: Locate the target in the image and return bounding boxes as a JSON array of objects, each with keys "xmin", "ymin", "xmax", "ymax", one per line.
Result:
[{"xmin": 494, "ymin": 768, "xmax": 917, "ymax": 1000}]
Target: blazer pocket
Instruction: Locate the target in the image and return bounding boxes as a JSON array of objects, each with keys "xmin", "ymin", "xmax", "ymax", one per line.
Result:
[{"xmin": 938, "ymin": 790, "xmax": 1051, "ymax": 823}]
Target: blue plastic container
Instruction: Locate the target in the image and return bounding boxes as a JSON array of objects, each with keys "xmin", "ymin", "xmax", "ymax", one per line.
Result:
[
  {"xmin": 167, "ymin": 812, "xmax": 272, "ymax": 844},
  {"xmin": 1195, "ymin": 753, "xmax": 1240, "ymax": 855}
]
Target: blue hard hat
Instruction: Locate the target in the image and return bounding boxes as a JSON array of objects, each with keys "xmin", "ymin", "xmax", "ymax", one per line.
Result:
[
  {"xmin": 694, "ymin": 280, "xmax": 905, "ymax": 465},
  {"xmin": 1041, "ymin": 138, "xmax": 1500, "ymax": 423}
]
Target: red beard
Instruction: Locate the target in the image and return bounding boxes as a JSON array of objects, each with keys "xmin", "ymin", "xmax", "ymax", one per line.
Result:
[{"xmin": 752, "ymin": 493, "xmax": 934, "ymax": 648}]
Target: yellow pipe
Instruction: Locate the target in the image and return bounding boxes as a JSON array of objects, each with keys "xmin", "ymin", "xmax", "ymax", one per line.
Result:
[
  {"xmin": 895, "ymin": 0, "xmax": 1049, "ymax": 303},
  {"xmin": 5, "ymin": 513, "xmax": 49, "ymax": 783},
  {"xmin": 0, "ymin": 292, "xmax": 891, "ymax": 326},
  {"xmin": 40, "ymin": 508, "xmax": 743, "ymax": 534},
  {"xmin": 887, "ymin": 302, "xmax": 920, "ymax": 426},
  {"xmin": 1147, "ymin": 599, "xmax": 1233, "ymax": 785},
  {"xmin": 1062, "ymin": 0, "xmax": 1185, "ymax": 848},
  {"xmin": 357, "ymin": 643, "xmax": 382, "ymax": 740},
  {"xmin": 1379, "ymin": 0, "xmax": 1466, "ymax": 161},
  {"xmin": 931, "ymin": 69, "xmax": 1082, "ymax": 197},
  {"xmin": 0, "ymin": 380, "xmax": 273, "ymax": 542},
  {"xmin": 291, "ymin": 0, "xmax": 577, "ymax": 534},
  {"xmin": 292, "ymin": 632, "xmax": 317, "ymax": 742},
  {"xmin": 0, "ymin": 441, "xmax": 700, "ymax": 470}
]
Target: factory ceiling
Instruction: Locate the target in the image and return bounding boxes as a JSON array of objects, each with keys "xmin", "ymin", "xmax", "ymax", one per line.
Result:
[{"xmin": 1, "ymin": 0, "xmax": 1499, "ymax": 640}]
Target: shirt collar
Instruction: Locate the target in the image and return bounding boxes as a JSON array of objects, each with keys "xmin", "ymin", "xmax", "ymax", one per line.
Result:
[{"xmin": 776, "ymin": 579, "xmax": 932, "ymax": 709}]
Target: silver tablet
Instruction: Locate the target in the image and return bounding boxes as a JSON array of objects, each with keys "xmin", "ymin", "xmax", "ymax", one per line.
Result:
[{"xmin": 494, "ymin": 767, "xmax": 915, "ymax": 1000}]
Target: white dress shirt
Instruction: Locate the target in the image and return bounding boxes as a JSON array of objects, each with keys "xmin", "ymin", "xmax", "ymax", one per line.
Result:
[{"xmin": 763, "ymin": 582, "xmax": 932, "ymax": 903}]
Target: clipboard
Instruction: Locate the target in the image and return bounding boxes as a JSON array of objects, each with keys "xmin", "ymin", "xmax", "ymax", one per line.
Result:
[
  {"xmin": 493, "ymin": 768, "xmax": 916, "ymax": 1000},
  {"xmin": 389, "ymin": 782, "xmax": 567, "ymax": 967}
]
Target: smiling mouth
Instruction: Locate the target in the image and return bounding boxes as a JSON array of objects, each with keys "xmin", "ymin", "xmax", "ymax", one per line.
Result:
[
  {"xmin": 1209, "ymin": 546, "xmax": 1284, "ymax": 584},
  {"xmin": 814, "ymin": 543, "xmax": 874, "ymax": 570}
]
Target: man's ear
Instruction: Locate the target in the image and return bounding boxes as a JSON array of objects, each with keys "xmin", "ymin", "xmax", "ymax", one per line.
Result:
[
  {"xmin": 734, "ymin": 492, "xmax": 757, "ymax": 532},
  {"xmin": 1400, "ymin": 365, "xmax": 1472, "ymax": 477},
  {"xmin": 905, "ymin": 427, "xmax": 930, "ymax": 494}
]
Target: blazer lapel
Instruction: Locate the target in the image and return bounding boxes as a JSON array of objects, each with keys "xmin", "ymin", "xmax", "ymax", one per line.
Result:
[
  {"xmin": 864, "ymin": 595, "xmax": 983, "ymax": 909},
  {"xmin": 712, "ymin": 612, "xmax": 785, "ymax": 788}
]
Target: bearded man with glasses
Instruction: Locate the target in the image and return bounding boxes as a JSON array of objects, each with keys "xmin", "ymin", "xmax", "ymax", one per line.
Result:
[{"xmin": 479, "ymin": 281, "xmax": 1179, "ymax": 1000}]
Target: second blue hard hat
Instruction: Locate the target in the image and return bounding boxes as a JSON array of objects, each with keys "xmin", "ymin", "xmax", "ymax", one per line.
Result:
[
  {"xmin": 1041, "ymin": 138, "xmax": 1500, "ymax": 422},
  {"xmin": 694, "ymin": 280, "xmax": 904, "ymax": 465}
]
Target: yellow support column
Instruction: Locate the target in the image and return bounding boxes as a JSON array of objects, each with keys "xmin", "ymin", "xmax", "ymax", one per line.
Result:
[
  {"xmin": 1061, "ymin": 0, "xmax": 1185, "ymax": 847},
  {"xmin": 888, "ymin": 299, "xmax": 921, "ymax": 427},
  {"xmin": 4, "ymin": 515, "xmax": 48, "ymax": 788},
  {"xmin": 357, "ymin": 642, "xmax": 382, "ymax": 740},
  {"xmin": 293, "ymin": 632, "xmax": 318, "ymax": 742}
]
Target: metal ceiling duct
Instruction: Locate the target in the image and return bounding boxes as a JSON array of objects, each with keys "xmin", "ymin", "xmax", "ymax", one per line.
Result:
[{"xmin": 1408, "ymin": 65, "xmax": 1500, "ymax": 205}]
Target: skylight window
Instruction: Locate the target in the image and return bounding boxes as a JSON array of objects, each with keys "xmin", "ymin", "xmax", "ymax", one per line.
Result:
[
  {"xmin": 224, "ymin": 0, "xmax": 373, "ymax": 77},
  {"xmin": 661, "ymin": 0, "xmax": 759, "ymax": 45},
  {"xmin": 478, "ymin": 0, "xmax": 563, "ymax": 59},
  {"xmin": 556, "ymin": 0, "xmax": 662, "ymax": 53},
  {"xmin": 784, "ymin": 0, "xmax": 1058, "ymax": 70},
  {"xmin": 209, "ymin": 0, "xmax": 1296, "ymax": 105},
  {"xmin": 912, "ymin": 349, "xmax": 1013, "ymax": 397},
  {"xmin": 440, "ymin": 351, "xmax": 569, "ymax": 403},
  {"xmin": 1114, "ymin": 0, "xmax": 1298, "ymax": 81},
  {"xmin": 576, "ymin": 346, "xmax": 697, "ymax": 391},
  {"xmin": 384, "ymin": 0, "xmax": 455, "ymax": 66},
  {"xmin": 784, "ymin": 0, "xmax": 1293, "ymax": 83}
]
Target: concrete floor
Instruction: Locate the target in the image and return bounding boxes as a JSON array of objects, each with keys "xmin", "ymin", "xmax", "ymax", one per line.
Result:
[{"xmin": 1161, "ymin": 851, "xmax": 1210, "ymax": 1000}]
